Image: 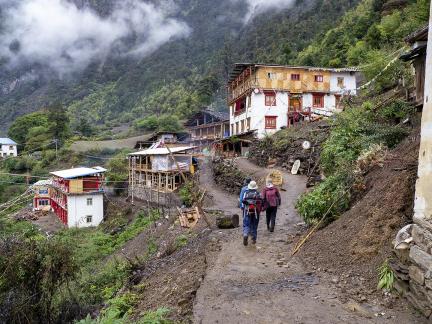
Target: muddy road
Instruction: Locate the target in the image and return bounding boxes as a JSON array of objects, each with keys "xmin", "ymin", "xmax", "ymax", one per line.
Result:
[{"xmin": 193, "ymin": 158, "xmax": 425, "ymax": 324}]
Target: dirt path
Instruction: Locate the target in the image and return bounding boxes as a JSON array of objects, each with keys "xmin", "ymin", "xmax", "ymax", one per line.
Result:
[{"xmin": 193, "ymin": 158, "xmax": 424, "ymax": 324}]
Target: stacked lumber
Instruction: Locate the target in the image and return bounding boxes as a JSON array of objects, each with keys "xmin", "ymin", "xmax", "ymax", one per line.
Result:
[{"xmin": 177, "ymin": 207, "xmax": 201, "ymax": 229}]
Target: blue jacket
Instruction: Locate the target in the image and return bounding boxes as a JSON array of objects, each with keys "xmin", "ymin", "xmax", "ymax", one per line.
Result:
[{"xmin": 239, "ymin": 185, "xmax": 249, "ymax": 209}]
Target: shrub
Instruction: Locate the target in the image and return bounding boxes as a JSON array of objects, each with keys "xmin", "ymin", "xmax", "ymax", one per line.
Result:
[
  {"xmin": 179, "ymin": 182, "xmax": 195, "ymax": 207},
  {"xmin": 320, "ymin": 105, "xmax": 409, "ymax": 175},
  {"xmin": 140, "ymin": 308, "xmax": 172, "ymax": 324},
  {"xmin": 377, "ymin": 260, "xmax": 394, "ymax": 291},
  {"xmin": 0, "ymin": 236, "xmax": 77, "ymax": 323},
  {"xmin": 296, "ymin": 173, "xmax": 351, "ymax": 225}
]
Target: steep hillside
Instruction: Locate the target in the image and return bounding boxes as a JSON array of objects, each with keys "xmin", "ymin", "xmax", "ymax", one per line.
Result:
[{"xmin": 0, "ymin": 0, "xmax": 361, "ymax": 134}]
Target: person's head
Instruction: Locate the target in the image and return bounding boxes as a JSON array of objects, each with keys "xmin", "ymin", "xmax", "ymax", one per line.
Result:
[
  {"xmin": 244, "ymin": 177, "xmax": 252, "ymax": 186},
  {"xmin": 248, "ymin": 180, "xmax": 258, "ymax": 190},
  {"xmin": 266, "ymin": 179, "xmax": 274, "ymax": 188}
]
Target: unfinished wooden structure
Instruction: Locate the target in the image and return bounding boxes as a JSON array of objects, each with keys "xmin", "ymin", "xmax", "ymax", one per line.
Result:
[{"xmin": 128, "ymin": 146, "xmax": 196, "ymax": 194}]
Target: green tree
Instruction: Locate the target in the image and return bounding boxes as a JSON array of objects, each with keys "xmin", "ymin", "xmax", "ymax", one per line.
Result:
[
  {"xmin": 8, "ymin": 111, "xmax": 49, "ymax": 146},
  {"xmin": 47, "ymin": 102, "xmax": 70, "ymax": 142},
  {"xmin": 106, "ymin": 150, "xmax": 131, "ymax": 195},
  {"xmin": 76, "ymin": 118, "xmax": 94, "ymax": 137}
]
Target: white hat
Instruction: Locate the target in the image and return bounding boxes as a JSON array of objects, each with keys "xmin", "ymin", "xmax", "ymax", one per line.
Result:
[
  {"xmin": 266, "ymin": 179, "xmax": 274, "ymax": 188},
  {"xmin": 248, "ymin": 181, "xmax": 258, "ymax": 190}
]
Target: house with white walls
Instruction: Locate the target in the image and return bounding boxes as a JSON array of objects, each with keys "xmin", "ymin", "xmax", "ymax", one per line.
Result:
[
  {"xmin": 0, "ymin": 138, "xmax": 17, "ymax": 157},
  {"xmin": 49, "ymin": 166, "xmax": 106, "ymax": 228},
  {"xmin": 32, "ymin": 179, "xmax": 52, "ymax": 211},
  {"xmin": 227, "ymin": 63, "xmax": 357, "ymax": 138}
]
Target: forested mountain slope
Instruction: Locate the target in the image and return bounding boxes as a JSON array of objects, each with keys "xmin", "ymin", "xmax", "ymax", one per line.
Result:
[{"xmin": 0, "ymin": 0, "xmax": 360, "ymax": 134}]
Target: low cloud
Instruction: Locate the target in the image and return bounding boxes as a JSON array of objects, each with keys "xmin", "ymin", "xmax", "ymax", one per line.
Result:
[
  {"xmin": 236, "ymin": 0, "xmax": 296, "ymax": 23},
  {"xmin": 0, "ymin": 0, "xmax": 190, "ymax": 76}
]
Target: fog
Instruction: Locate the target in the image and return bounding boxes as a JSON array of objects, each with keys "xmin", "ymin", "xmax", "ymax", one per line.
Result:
[
  {"xmin": 238, "ymin": 0, "xmax": 296, "ymax": 22},
  {"xmin": 0, "ymin": 0, "xmax": 191, "ymax": 76}
]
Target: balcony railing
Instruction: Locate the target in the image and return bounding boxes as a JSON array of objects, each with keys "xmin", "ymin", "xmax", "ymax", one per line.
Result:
[{"xmin": 234, "ymin": 109, "xmax": 246, "ymax": 117}]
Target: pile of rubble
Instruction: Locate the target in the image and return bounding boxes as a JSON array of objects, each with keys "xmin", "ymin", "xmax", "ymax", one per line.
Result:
[
  {"xmin": 248, "ymin": 122, "xmax": 330, "ymax": 186},
  {"xmin": 13, "ymin": 209, "xmax": 44, "ymax": 221},
  {"xmin": 211, "ymin": 157, "xmax": 247, "ymax": 194}
]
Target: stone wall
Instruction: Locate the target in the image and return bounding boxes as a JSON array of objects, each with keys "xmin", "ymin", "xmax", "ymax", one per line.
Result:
[{"xmin": 129, "ymin": 187, "xmax": 182, "ymax": 207}]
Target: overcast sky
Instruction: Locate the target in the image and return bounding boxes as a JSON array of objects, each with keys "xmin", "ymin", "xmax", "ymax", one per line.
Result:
[{"xmin": 0, "ymin": 0, "xmax": 190, "ymax": 76}]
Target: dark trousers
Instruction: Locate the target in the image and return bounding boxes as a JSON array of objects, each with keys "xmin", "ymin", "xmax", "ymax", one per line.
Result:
[{"xmin": 266, "ymin": 206, "xmax": 277, "ymax": 232}]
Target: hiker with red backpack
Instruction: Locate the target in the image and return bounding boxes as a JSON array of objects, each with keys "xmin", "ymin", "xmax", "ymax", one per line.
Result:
[
  {"xmin": 262, "ymin": 179, "xmax": 281, "ymax": 232},
  {"xmin": 241, "ymin": 180, "xmax": 262, "ymax": 246}
]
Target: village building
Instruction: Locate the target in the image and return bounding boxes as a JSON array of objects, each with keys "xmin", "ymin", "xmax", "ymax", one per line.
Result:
[
  {"xmin": 227, "ymin": 63, "xmax": 358, "ymax": 138},
  {"xmin": 211, "ymin": 131, "xmax": 254, "ymax": 158},
  {"xmin": 185, "ymin": 109, "xmax": 230, "ymax": 149},
  {"xmin": 128, "ymin": 146, "xmax": 196, "ymax": 203},
  {"xmin": 134, "ymin": 131, "xmax": 190, "ymax": 150},
  {"xmin": 49, "ymin": 166, "xmax": 106, "ymax": 228},
  {"xmin": 32, "ymin": 179, "xmax": 52, "ymax": 211},
  {"xmin": 401, "ymin": 24, "xmax": 428, "ymax": 108},
  {"xmin": 0, "ymin": 138, "xmax": 17, "ymax": 157}
]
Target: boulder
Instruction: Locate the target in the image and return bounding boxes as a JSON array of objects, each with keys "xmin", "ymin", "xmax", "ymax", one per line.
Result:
[{"xmin": 216, "ymin": 214, "xmax": 240, "ymax": 229}]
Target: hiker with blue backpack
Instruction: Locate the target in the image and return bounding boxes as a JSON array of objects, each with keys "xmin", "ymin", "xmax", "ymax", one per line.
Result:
[
  {"xmin": 238, "ymin": 177, "xmax": 252, "ymax": 208},
  {"xmin": 240, "ymin": 180, "xmax": 262, "ymax": 246}
]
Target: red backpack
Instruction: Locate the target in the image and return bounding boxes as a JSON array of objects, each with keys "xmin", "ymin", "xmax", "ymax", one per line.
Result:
[{"xmin": 243, "ymin": 190, "xmax": 262, "ymax": 216}]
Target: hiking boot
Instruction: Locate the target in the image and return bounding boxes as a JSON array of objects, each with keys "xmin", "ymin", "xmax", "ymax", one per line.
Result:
[
  {"xmin": 269, "ymin": 228, "xmax": 274, "ymax": 233},
  {"xmin": 252, "ymin": 238, "xmax": 257, "ymax": 244},
  {"xmin": 243, "ymin": 236, "xmax": 248, "ymax": 246}
]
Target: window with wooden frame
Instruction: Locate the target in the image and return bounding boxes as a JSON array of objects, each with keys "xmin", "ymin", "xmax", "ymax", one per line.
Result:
[
  {"xmin": 337, "ymin": 77, "xmax": 344, "ymax": 87},
  {"xmin": 291, "ymin": 73, "xmax": 300, "ymax": 81},
  {"xmin": 312, "ymin": 94, "xmax": 324, "ymax": 108},
  {"xmin": 265, "ymin": 116, "xmax": 277, "ymax": 129},
  {"xmin": 264, "ymin": 91, "xmax": 276, "ymax": 106},
  {"xmin": 314, "ymin": 75, "xmax": 324, "ymax": 82}
]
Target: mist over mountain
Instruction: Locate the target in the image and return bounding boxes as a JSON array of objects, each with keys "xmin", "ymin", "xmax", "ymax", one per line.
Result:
[{"xmin": 0, "ymin": 0, "xmax": 360, "ymax": 133}]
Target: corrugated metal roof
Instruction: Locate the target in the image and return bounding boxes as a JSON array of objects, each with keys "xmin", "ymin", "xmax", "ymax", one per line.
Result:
[
  {"xmin": 50, "ymin": 167, "xmax": 107, "ymax": 179},
  {"xmin": 33, "ymin": 179, "xmax": 52, "ymax": 186},
  {"xmin": 0, "ymin": 138, "xmax": 17, "ymax": 145},
  {"xmin": 129, "ymin": 146, "xmax": 194, "ymax": 156},
  {"xmin": 228, "ymin": 63, "xmax": 359, "ymax": 83}
]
